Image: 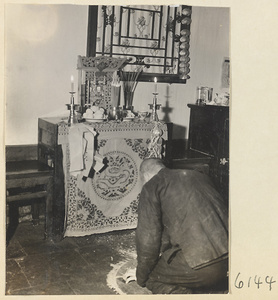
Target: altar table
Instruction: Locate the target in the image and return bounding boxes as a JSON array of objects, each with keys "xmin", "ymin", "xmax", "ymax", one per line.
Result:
[{"xmin": 38, "ymin": 117, "xmax": 168, "ymax": 238}]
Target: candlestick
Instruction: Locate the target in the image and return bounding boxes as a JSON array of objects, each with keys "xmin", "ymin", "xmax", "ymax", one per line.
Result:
[
  {"xmin": 67, "ymin": 91, "xmax": 79, "ymax": 126},
  {"xmin": 154, "ymin": 77, "xmax": 157, "ymax": 93},
  {"xmin": 70, "ymin": 92, "xmax": 74, "ymax": 104},
  {"xmin": 149, "ymin": 92, "xmax": 161, "ymax": 122},
  {"xmin": 71, "ymin": 75, "xmax": 74, "ymax": 92}
]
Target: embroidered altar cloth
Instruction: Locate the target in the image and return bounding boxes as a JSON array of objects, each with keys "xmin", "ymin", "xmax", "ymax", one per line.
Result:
[{"xmin": 58, "ymin": 120, "xmax": 168, "ymax": 237}]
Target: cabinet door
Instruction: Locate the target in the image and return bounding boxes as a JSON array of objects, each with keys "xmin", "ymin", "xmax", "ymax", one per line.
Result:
[
  {"xmin": 218, "ymin": 116, "xmax": 229, "ymax": 202},
  {"xmin": 188, "ymin": 105, "xmax": 229, "ymax": 204},
  {"xmin": 188, "ymin": 106, "xmax": 227, "ymax": 157},
  {"xmin": 219, "ymin": 116, "xmax": 229, "ymax": 161}
]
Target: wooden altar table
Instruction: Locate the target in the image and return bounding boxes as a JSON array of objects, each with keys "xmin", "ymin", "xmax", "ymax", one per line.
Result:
[{"xmin": 38, "ymin": 117, "xmax": 168, "ymax": 238}]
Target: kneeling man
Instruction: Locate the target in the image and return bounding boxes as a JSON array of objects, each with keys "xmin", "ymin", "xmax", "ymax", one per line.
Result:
[{"xmin": 136, "ymin": 158, "xmax": 228, "ymax": 294}]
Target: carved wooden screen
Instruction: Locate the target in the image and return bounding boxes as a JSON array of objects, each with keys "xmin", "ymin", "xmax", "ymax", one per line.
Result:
[{"xmin": 87, "ymin": 5, "xmax": 192, "ymax": 83}]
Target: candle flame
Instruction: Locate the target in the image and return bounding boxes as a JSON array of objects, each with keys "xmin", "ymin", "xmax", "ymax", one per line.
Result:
[
  {"xmin": 71, "ymin": 75, "xmax": 74, "ymax": 82},
  {"xmin": 154, "ymin": 77, "xmax": 157, "ymax": 83}
]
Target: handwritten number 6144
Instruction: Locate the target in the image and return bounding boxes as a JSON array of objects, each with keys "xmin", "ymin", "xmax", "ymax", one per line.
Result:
[{"xmin": 235, "ymin": 272, "xmax": 276, "ymax": 291}]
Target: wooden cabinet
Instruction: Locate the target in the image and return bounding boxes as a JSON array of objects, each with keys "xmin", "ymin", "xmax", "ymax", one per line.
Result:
[{"xmin": 187, "ymin": 104, "xmax": 229, "ymax": 203}]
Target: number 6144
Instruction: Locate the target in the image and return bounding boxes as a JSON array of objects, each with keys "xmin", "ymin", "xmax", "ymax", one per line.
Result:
[{"xmin": 234, "ymin": 272, "xmax": 276, "ymax": 291}]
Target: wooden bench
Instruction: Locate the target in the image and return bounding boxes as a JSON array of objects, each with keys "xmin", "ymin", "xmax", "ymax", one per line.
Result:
[
  {"xmin": 169, "ymin": 149, "xmax": 211, "ymax": 174},
  {"xmin": 6, "ymin": 145, "xmax": 54, "ymax": 244}
]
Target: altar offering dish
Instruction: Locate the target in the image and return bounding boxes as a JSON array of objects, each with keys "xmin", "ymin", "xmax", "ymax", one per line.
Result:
[
  {"xmin": 138, "ymin": 111, "xmax": 148, "ymax": 118},
  {"xmin": 123, "ymin": 117, "xmax": 134, "ymax": 121},
  {"xmin": 85, "ymin": 118, "xmax": 107, "ymax": 123},
  {"xmin": 83, "ymin": 106, "xmax": 107, "ymax": 120},
  {"xmin": 137, "ymin": 111, "xmax": 149, "ymax": 121},
  {"xmin": 122, "ymin": 110, "xmax": 135, "ymax": 121},
  {"xmin": 127, "ymin": 110, "xmax": 135, "ymax": 117}
]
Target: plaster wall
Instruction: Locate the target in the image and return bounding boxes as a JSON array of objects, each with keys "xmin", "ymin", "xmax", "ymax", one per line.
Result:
[
  {"xmin": 5, "ymin": 5, "xmax": 229, "ymax": 145},
  {"xmin": 5, "ymin": 4, "xmax": 88, "ymax": 145}
]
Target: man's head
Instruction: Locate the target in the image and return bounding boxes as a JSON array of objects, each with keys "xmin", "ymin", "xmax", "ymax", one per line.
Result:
[{"xmin": 140, "ymin": 158, "xmax": 165, "ymax": 184}]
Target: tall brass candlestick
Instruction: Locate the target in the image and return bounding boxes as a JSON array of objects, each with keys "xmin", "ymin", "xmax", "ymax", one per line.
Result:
[
  {"xmin": 66, "ymin": 92, "xmax": 79, "ymax": 126},
  {"xmin": 149, "ymin": 92, "xmax": 161, "ymax": 122}
]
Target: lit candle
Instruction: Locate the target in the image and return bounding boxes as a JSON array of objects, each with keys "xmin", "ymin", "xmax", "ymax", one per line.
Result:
[
  {"xmin": 71, "ymin": 75, "xmax": 74, "ymax": 92},
  {"xmin": 154, "ymin": 77, "xmax": 157, "ymax": 93}
]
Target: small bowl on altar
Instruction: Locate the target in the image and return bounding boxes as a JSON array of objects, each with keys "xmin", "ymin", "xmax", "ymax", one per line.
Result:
[{"xmin": 137, "ymin": 111, "xmax": 149, "ymax": 121}]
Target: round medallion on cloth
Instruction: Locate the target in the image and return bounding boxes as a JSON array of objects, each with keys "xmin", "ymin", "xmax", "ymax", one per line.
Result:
[{"xmin": 92, "ymin": 151, "xmax": 138, "ymax": 201}]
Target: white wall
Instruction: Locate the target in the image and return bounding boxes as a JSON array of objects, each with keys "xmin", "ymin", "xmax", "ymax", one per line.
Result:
[
  {"xmin": 5, "ymin": 5, "xmax": 229, "ymax": 145},
  {"xmin": 5, "ymin": 4, "xmax": 88, "ymax": 145},
  {"xmin": 133, "ymin": 6, "xmax": 230, "ymax": 139}
]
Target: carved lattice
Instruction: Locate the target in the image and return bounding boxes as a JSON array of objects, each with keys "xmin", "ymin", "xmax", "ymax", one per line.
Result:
[{"xmin": 77, "ymin": 55, "xmax": 129, "ymax": 111}]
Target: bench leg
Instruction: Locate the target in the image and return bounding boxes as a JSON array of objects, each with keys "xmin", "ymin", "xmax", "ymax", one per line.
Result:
[
  {"xmin": 6, "ymin": 203, "xmax": 19, "ymax": 244},
  {"xmin": 32, "ymin": 202, "xmax": 40, "ymax": 225},
  {"xmin": 44, "ymin": 178, "xmax": 53, "ymax": 240}
]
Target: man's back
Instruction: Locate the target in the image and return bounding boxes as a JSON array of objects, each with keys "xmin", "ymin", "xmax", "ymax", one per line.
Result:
[{"xmin": 137, "ymin": 168, "xmax": 228, "ymax": 269}]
